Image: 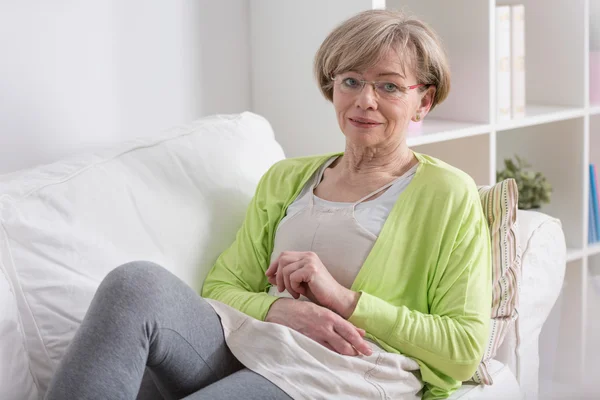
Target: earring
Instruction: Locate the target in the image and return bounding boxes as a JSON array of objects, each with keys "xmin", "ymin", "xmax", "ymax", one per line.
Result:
[{"xmin": 415, "ymin": 113, "xmax": 421, "ymax": 121}]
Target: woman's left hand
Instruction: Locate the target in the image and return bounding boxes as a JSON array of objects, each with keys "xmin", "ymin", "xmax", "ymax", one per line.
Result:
[{"xmin": 265, "ymin": 251, "xmax": 360, "ymax": 318}]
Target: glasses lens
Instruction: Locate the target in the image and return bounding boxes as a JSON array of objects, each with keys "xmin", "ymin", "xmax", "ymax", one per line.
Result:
[
  {"xmin": 337, "ymin": 74, "xmax": 362, "ymax": 94},
  {"xmin": 374, "ymin": 82, "xmax": 405, "ymax": 100}
]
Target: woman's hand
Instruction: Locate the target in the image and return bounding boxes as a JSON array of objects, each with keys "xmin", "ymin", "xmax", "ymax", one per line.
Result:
[
  {"xmin": 265, "ymin": 298, "xmax": 372, "ymax": 356},
  {"xmin": 265, "ymin": 251, "xmax": 360, "ymax": 318}
]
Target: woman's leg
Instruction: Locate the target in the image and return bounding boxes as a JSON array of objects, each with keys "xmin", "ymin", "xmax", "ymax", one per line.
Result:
[
  {"xmin": 136, "ymin": 369, "xmax": 166, "ymax": 400},
  {"xmin": 184, "ymin": 368, "xmax": 291, "ymax": 400},
  {"xmin": 45, "ymin": 261, "xmax": 241, "ymax": 400}
]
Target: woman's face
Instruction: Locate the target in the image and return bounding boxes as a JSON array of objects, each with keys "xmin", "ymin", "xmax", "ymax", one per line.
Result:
[{"xmin": 332, "ymin": 51, "xmax": 433, "ymax": 148}]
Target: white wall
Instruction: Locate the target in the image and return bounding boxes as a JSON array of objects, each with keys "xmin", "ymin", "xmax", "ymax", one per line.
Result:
[
  {"xmin": 0, "ymin": 0, "xmax": 250, "ymax": 174},
  {"xmin": 250, "ymin": 0, "xmax": 375, "ymax": 158}
]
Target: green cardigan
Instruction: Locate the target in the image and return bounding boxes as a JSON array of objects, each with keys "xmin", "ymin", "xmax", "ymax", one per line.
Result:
[{"xmin": 201, "ymin": 152, "xmax": 492, "ymax": 399}]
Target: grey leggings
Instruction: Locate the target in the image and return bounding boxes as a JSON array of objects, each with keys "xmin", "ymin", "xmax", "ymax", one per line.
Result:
[{"xmin": 45, "ymin": 261, "xmax": 292, "ymax": 400}]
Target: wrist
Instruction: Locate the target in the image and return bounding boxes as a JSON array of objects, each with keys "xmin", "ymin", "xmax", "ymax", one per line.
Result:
[
  {"xmin": 335, "ymin": 288, "xmax": 361, "ymax": 319},
  {"xmin": 265, "ymin": 298, "xmax": 295, "ymax": 324}
]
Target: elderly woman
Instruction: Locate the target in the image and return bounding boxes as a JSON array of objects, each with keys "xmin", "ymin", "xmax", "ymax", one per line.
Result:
[{"xmin": 46, "ymin": 9, "xmax": 490, "ymax": 400}]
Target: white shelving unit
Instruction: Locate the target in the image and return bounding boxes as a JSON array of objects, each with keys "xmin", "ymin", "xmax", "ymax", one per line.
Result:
[{"xmin": 250, "ymin": 0, "xmax": 599, "ymax": 389}]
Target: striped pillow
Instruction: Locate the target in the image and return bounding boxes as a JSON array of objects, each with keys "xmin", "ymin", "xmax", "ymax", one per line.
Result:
[{"xmin": 472, "ymin": 179, "xmax": 521, "ymax": 384}]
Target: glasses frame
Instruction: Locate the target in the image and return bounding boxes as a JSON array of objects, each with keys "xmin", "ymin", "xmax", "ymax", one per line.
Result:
[{"xmin": 331, "ymin": 75, "xmax": 426, "ymax": 99}]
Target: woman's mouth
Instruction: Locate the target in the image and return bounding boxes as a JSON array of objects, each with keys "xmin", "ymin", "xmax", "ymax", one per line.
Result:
[{"xmin": 349, "ymin": 117, "xmax": 382, "ymax": 128}]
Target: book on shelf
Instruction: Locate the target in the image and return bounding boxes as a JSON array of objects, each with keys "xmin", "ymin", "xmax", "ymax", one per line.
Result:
[
  {"xmin": 495, "ymin": 5, "xmax": 511, "ymax": 121},
  {"xmin": 511, "ymin": 5, "xmax": 525, "ymax": 118},
  {"xmin": 590, "ymin": 186, "xmax": 596, "ymax": 244},
  {"xmin": 592, "ymin": 164, "xmax": 600, "ymax": 241},
  {"xmin": 495, "ymin": 4, "xmax": 526, "ymax": 120},
  {"xmin": 590, "ymin": 164, "xmax": 600, "ymax": 243}
]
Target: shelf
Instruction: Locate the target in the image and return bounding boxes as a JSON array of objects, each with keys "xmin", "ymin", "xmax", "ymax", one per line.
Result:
[
  {"xmin": 495, "ymin": 104, "xmax": 585, "ymax": 132},
  {"xmin": 590, "ymin": 105, "xmax": 600, "ymax": 116},
  {"xmin": 406, "ymin": 119, "xmax": 490, "ymax": 146},
  {"xmin": 567, "ymin": 248, "xmax": 586, "ymax": 262},
  {"xmin": 588, "ymin": 243, "xmax": 600, "ymax": 257},
  {"xmin": 497, "ymin": 118, "xmax": 585, "ymax": 248},
  {"xmin": 412, "ymin": 131, "xmax": 490, "ymax": 185}
]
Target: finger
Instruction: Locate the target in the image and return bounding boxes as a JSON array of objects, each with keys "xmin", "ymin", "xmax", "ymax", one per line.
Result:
[
  {"xmin": 356, "ymin": 328, "xmax": 366, "ymax": 337},
  {"xmin": 273, "ymin": 253, "xmax": 310, "ymax": 293},
  {"xmin": 334, "ymin": 321, "xmax": 372, "ymax": 356},
  {"xmin": 276, "ymin": 260, "xmax": 285, "ymax": 292},
  {"xmin": 277, "ymin": 252, "xmax": 304, "ymax": 267},
  {"xmin": 267, "ymin": 274, "xmax": 277, "ymax": 286},
  {"xmin": 267, "ymin": 252, "xmax": 299, "ymax": 276},
  {"xmin": 281, "ymin": 260, "xmax": 306, "ymax": 298},
  {"xmin": 326, "ymin": 331, "xmax": 358, "ymax": 356},
  {"xmin": 321, "ymin": 341, "xmax": 337, "ymax": 353},
  {"xmin": 265, "ymin": 254, "xmax": 281, "ymax": 277},
  {"xmin": 288, "ymin": 268, "xmax": 308, "ymax": 297}
]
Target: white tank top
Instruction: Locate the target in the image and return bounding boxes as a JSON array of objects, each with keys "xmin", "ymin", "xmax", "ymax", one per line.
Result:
[
  {"xmin": 269, "ymin": 156, "xmax": 418, "ymax": 292},
  {"xmin": 280, "ymin": 156, "xmax": 418, "ymax": 238}
]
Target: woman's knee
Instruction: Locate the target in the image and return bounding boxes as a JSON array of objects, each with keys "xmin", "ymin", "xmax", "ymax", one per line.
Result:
[{"xmin": 97, "ymin": 261, "xmax": 176, "ymax": 303}]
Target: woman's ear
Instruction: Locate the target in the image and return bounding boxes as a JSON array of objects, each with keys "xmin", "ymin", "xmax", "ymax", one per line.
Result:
[{"xmin": 417, "ymin": 86, "xmax": 436, "ymax": 119}]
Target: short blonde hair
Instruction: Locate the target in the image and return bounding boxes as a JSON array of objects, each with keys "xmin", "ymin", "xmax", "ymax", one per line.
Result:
[{"xmin": 314, "ymin": 9, "xmax": 450, "ymax": 110}]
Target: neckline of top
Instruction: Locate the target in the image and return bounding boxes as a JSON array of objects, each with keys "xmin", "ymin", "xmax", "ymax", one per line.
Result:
[{"xmin": 312, "ymin": 156, "xmax": 419, "ymax": 206}]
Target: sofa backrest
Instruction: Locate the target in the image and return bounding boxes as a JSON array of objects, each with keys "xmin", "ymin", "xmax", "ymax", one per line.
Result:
[{"xmin": 0, "ymin": 112, "xmax": 285, "ymax": 397}]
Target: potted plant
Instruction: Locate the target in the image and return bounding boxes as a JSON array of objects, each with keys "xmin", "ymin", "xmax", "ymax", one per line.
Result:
[{"xmin": 497, "ymin": 155, "xmax": 552, "ymax": 210}]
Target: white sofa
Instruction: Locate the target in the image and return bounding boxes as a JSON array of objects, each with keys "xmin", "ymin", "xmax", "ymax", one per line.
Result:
[{"xmin": 0, "ymin": 112, "xmax": 566, "ymax": 400}]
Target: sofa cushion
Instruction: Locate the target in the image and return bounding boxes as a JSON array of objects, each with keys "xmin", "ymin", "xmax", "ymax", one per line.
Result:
[
  {"xmin": 0, "ymin": 112, "xmax": 285, "ymax": 395},
  {"xmin": 449, "ymin": 360, "xmax": 522, "ymax": 399},
  {"xmin": 0, "ymin": 259, "xmax": 38, "ymax": 400},
  {"xmin": 473, "ymin": 179, "xmax": 520, "ymax": 384}
]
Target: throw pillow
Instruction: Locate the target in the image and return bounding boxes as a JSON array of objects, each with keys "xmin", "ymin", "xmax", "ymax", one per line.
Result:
[{"xmin": 472, "ymin": 178, "xmax": 521, "ymax": 384}]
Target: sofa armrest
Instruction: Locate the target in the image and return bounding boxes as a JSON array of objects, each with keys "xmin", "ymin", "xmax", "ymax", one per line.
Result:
[{"xmin": 495, "ymin": 210, "xmax": 566, "ymax": 398}]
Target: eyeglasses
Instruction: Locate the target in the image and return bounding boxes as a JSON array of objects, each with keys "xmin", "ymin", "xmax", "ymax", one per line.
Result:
[{"xmin": 331, "ymin": 73, "xmax": 426, "ymax": 100}]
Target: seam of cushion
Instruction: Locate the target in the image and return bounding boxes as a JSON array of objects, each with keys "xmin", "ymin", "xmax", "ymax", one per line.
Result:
[
  {"xmin": 0, "ymin": 218, "xmax": 44, "ymax": 392},
  {"xmin": 0, "ymin": 114, "xmax": 252, "ymax": 204},
  {"xmin": 513, "ymin": 311, "xmax": 523, "ymax": 385},
  {"xmin": 488, "ymin": 360, "xmax": 508, "ymax": 376},
  {"xmin": 455, "ymin": 363, "xmax": 510, "ymax": 399}
]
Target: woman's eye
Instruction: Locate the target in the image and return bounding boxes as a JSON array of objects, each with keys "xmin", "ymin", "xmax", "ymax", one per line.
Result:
[
  {"xmin": 343, "ymin": 78, "xmax": 359, "ymax": 88},
  {"xmin": 382, "ymin": 82, "xmax": 399, "ymax": 92}
]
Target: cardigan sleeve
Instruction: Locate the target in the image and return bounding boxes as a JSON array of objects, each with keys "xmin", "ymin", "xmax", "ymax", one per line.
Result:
[
  {"xmin": 348, "ymin": 193, "xmax": 492, "ymax": 388},
  {"xmin": 201, "ymin": 170, "xmax": 278, "ymax": 321}
]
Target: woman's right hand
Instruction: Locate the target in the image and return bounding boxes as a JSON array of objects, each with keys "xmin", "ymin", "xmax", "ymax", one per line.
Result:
[{"xmin": 265, "ymin": 298, "xmax": 373, "ymax": 356}]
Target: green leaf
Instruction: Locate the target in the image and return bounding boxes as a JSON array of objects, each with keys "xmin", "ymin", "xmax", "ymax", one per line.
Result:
[{"xmin": 497, "ymin": 155, "xmax": 552, "ymax": 210}]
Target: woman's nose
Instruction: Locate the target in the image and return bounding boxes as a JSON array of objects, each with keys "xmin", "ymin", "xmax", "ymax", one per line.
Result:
[{"xmin": 355, "ymin": 84, "xmax": 378, "ymax": 110}]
